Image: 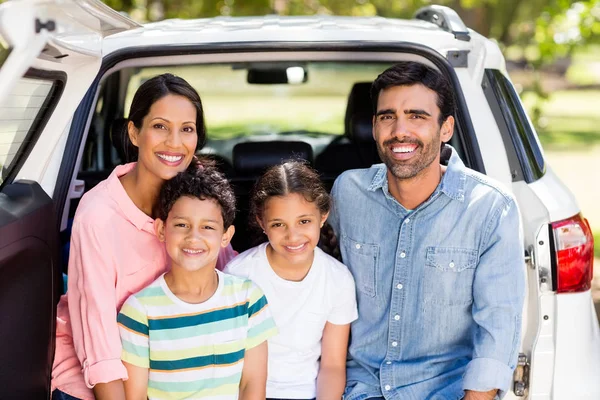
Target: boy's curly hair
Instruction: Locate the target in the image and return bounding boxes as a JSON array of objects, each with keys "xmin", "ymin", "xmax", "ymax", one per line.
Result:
[{"xmin": 157, "ymin": 157, "xmax": 236, "ymax": 229}]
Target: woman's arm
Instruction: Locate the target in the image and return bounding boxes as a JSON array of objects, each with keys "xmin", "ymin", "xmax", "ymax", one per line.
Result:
[
  {"xmin": 239, "ymin": 341, "xmax": 268, "ymax": 400},
  {"xmin": 316, "ymin": 322, "xmax": 351, "ymax": 400},
  {"xmin": 68, "ymin": 221, "xmax": 129, "ymax": 388}
]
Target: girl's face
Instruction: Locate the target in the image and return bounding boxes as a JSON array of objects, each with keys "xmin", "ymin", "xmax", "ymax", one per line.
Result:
[
  {"xmin": 156, "ymin": 196, "xmax": 234, "ymax": 273},
  {"xmin": 128, "ymin": 94, "xmax": 198, "ymax": 181},
  {"xmin": 259, "ymin": 193, "xmax": 328, "ymax": 268}
]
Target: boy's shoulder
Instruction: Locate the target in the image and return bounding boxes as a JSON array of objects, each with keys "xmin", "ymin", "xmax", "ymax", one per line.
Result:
[
  {"xmin": 219, "ymin": 270, "xmax": 259, "ymax": 295},
  {"xmin": 125, "ymin": 275, "xmax": 167, "ymax": 306}
]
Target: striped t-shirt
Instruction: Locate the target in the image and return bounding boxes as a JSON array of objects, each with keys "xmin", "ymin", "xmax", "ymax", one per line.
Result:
[{"xmin": 117, "ymin": 270, "xmax": 277, "ymax": 399}]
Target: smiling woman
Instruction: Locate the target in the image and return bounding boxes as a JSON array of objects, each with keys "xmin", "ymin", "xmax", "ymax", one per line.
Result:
[{"xmin": 50, "ymin": 74, "xmax": 237, "ymax": 400}]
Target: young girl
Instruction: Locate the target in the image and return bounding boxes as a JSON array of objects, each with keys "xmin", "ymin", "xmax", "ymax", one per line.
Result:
[
  {"xmin": 118, "ymin": 161, "xmax": 276, "ymax": 400},
  {"xmin": 225, "ymin": 160, "xmax": 358, "ymax": 400},
  {"xmin": 51, "ymin": 74, "xmax": 236, "ymax": 400}
]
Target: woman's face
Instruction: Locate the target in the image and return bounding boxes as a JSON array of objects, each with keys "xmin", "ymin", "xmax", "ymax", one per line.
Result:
[{"xmin": 128, "ymin": 94, "xmax": 198, "ymax": 181}]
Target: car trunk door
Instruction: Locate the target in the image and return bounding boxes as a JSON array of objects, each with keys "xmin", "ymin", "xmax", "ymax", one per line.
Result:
[{"xmin": 0, "ymin": 1, "xmax": 139, "ymax": 397}]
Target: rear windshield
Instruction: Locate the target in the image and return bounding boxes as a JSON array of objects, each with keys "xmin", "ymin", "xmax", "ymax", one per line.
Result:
[{"xmin": 0, "ymin": 77, "xmax": 58, "ymax": 186}]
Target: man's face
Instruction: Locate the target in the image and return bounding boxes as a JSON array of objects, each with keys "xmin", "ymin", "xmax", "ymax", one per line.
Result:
[{"xmin": 373, "ymin": 84, "xmax": 454, "ymax": 180}]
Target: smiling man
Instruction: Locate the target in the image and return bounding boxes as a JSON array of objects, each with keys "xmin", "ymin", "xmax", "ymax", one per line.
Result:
[{"xmin": 328, "ymin": 62, "xmax": 525, "ymax": 400}]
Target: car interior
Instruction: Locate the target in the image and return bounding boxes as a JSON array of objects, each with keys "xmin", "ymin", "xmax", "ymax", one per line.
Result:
[{"xmin": 63, "ymin": 60, "xmax": 465, "ymax": 274}]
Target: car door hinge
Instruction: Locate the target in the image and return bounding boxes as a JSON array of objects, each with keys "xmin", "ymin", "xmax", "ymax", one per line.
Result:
[
  {"xmin": 446, "ymin": 50, "xmax": 469, "ymax": 68},
  {"xmin": 513, "ymin": 353, "xmax": 530, "ymax": 397},
  {"xmin": 35, "ymin": 18, "xmax": 56, "ymax": 34}
]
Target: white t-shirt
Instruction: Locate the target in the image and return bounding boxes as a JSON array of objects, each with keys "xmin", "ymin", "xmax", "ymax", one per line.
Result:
[{"xmin": 224, "ymin": 242, "xmax": 358, "ymax": 399}]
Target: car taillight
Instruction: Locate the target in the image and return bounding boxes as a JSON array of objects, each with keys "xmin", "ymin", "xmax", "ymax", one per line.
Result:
[{"xmin": 551, "ymin": 214, "xmax": 594, "ymax": 293}]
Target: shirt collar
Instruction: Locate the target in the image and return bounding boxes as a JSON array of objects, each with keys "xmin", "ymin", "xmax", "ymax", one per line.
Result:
[
  {"xmin": 106, "ymin": 162, "xmax": 156, "ymax": 231},
  {"xmin": 367, "ymin": 145, "xmax": 466, "ymax": 202}
]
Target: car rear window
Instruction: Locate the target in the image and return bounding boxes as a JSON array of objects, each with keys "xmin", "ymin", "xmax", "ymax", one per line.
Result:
[
  {"xmin": 0, "ymin": 77, "xmax": 59, "ymax": 186},
  {"xmin": 482, "ymin": 69, "xmax": 546, "ymax": 182}
]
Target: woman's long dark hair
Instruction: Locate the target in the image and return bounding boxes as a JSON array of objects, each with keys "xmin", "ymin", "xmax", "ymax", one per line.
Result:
[{"xmin": 122, "ymin": 73, "xmax": 207, "ymax": 162}]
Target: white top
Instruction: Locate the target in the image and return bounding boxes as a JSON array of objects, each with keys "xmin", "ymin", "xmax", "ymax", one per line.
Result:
[{"xmin": 224, "ymin": 243, "xmax": 358, "ymax": 399}]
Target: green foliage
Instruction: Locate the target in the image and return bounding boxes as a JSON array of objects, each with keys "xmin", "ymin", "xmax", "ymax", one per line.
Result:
[{"xmin": 594, "ymin": 231, "xmax": 600, "ymax": 259}]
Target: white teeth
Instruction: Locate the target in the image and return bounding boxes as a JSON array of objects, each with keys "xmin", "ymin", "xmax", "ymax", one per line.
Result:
[
  {"xmin": 286, "ymin": 244, "xmax": 305, "ymax": 250},
  {"xmin": 157, "ymin": 153, "xmax": 183, "ymax": 162},
  {"xmin": 183, "ymin": 249, "xmax": 203, "ymax": 254},
  {"xmin": 392, "ymin": 146, "xmax": 415, "ymax": 153}
]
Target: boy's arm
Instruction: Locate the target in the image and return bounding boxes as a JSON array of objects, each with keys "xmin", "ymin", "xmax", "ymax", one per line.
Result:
[
  {"xmin": 93, "ymin": 380, "xmax": 126, "ymax": 400},
  {"xmin": 123, "ymin": 362, "xmax": 149, "ymax": 400},
  {"xmin": 316, "ymin": 322, "xmax": 351, "ymax": 400},
  {"xmin": 118, "ymin": 295, "xmax": 150, "ymax": 400},
  {"xmin": 239, "ymin": 341, "xmax": 268, "ymax": 400}
]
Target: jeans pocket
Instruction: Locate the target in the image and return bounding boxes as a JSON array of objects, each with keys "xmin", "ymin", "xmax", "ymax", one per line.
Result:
[
  {"xmin": 341, "ymin": 235, "xmax": 378, "ymax": 297},
  {"xmin": 424, "ymin": 246, "xmax": 478, "ymax": 305}
]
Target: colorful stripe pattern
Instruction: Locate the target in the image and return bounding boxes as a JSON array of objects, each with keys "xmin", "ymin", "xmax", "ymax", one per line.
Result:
[{"xmin": 118, "ymin": 272, "xmax": 276, "ymax": 399}]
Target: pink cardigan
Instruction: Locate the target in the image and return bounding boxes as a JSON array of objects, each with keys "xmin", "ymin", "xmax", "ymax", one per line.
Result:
[{"xmin": 51, "ymin": 163, "xmax": 237, "ymax": 399}]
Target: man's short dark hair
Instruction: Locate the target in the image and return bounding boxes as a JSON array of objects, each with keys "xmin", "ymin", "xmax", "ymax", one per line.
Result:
[
  {"xmin": 371, "ymin": 62, "xmax": 456, "ymax": 126},
  {"xmin": 157, "ymin": 158, "xmax": 236, "ymax": 229}
]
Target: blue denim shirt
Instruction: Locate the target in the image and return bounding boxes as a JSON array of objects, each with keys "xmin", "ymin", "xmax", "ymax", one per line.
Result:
[{"xmin": 329, "ymin": 148, "xmax": 525, "ymax": 400}]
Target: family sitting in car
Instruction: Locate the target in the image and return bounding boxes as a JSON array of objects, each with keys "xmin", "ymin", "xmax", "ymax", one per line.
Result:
[{"xmin": 51, "ymin": 62, "xmax": 524, "ymax": 400}]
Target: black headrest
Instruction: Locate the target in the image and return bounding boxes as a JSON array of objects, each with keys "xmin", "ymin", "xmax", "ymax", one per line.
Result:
[
  {"xmin": 233, "ymin": 141, "xmax": 313, "ymax": 176},
  {"xmin": 344, "ymin": 82, "xmax": 374, "ymax": 142},
  {"xmin": 110, "ymin": 118, "xmax": 137, "ymax": 163}
]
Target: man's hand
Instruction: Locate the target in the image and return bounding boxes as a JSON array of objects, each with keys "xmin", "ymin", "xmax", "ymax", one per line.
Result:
[{"xmin": 464, "ymin": 389, "xmax": 498, "ymax": 400}]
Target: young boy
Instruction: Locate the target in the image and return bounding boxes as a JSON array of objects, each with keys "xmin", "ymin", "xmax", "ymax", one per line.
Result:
[{"xmin": 117, "ymin": 160, "xmax": 277, "ymax": 400}]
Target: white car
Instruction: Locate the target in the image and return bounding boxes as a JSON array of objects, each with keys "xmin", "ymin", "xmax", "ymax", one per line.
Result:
[{"xmin": 0, "ymin": 1, "xmax": 597, "ymax": 398}]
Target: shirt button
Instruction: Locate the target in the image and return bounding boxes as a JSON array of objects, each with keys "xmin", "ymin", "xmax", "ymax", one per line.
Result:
[
  {"xmin": 400, "ymin": 252, "xmax": 406, "ymax": 258},
  {"xmin": 396, "ymin": 283, "xmax": 403, "ymax": 290},
  {"xmin": 386, "ymin": 361, "xmax": 392, "ymax": 365},
  {"xmin": 385, "ymin": 385, "xmax": 391, "ymax": 391},
  {"xmin": 355, "ymin": 243, "xmax": 361, "ymax": 249},
  {"xmin": 394, "ymin": 315, "xmax": 400, "ymax": 321},
  {"xmin": 405, "ymin": 218, "xmax": 410, "ymax": 223},
  {"xmin": 392, "ymin": 341, "xmax": 398, "ymax": 347},
  {"xmin": 449, "ymin": 262, "xmax": 455, "ymax": 268}
]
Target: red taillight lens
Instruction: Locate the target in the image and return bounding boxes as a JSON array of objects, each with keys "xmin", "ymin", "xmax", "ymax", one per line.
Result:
[{"xmin": 552, "ymin": 214, "xmax": 594, "ymax": 293}]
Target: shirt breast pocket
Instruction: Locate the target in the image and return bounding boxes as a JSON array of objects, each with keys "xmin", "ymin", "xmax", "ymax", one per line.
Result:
[
  {"xmin": 341, "ymin": 236, "xmax": 378, "ymax": 298},
  {"xmin": 424, "ymin": 246, "xmax": 478, "ymax": 306}
]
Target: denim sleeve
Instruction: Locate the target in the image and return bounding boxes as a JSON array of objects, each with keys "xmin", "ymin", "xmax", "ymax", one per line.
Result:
[
  {"xmin": 327, "ymin": 177, "xmax": 341, "ymax": 236},
  {"xmin": 463, "ymin": 196, "xmax": 526, "ymax": 398}
]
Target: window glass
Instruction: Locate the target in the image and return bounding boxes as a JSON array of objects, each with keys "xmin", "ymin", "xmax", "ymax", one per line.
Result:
[
  {"xmin": 124, "ymin": 62, "xmax": 390, "ymax": 139},
  {"xmin": 484, "ymin": 69, "xmax": 546, "ymax": 181},
  {"xmin": 0, "ymin": 33, "xmax": 10, "ymax": 67},
  {"xmin": 0, "ymin": 78, "xmax": 54, "ymax": 185}
]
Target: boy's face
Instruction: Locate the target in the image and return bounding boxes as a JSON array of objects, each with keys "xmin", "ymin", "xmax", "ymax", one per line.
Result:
[{"xmin": 155, "ymin": 196, "xmax": 234, "ymax": 273}]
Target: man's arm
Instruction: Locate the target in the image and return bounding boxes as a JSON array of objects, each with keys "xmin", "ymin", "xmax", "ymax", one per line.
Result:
[
  {"xmin": 239, "ymin": 341, "xmax": 268, "ymax": 400},
  {"xmin": 464, "ymin": 389, "xmax": 498, "ymax": 400},
  {"xmin": 316, "ymin": 322, "xmax": 351, "ymax": 400},
  {"xmin": 463, "ymin": 196, "xmax": 526, "ymax": 398}
]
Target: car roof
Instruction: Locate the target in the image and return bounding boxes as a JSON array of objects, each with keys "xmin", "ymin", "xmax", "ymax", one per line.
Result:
[{"xmin": 103, "ymin": 15, "xmax": 505, "ymax": 71}]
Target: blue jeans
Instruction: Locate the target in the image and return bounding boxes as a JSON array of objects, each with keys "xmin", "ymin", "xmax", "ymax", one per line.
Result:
[{"xmin": 52, "ymin": 389, "xmax": 81, "ymax": 400}]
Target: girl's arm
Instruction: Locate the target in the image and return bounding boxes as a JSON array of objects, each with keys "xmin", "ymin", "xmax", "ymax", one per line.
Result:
[
  {"xmin": 122, "ymin": 362, "xmax": 149, "ymax": 400},
  {"xmin": 239, "ymin": 341, "xmax": 268, "ymax": 400},
  {"xmin": 316, "ymin": 322, "xmax": 351, "ymax": 400}
]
